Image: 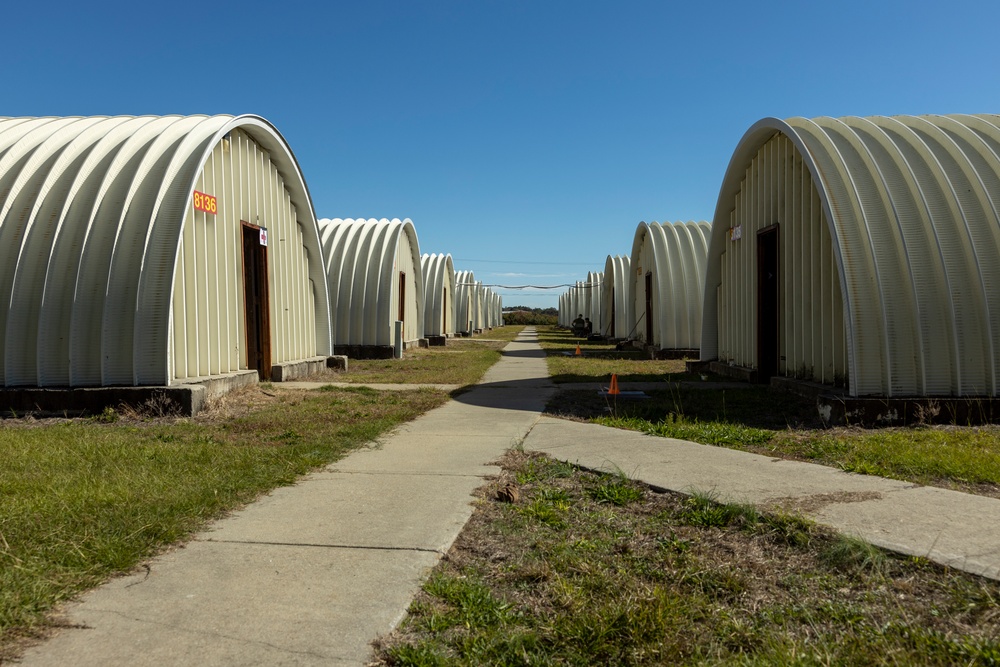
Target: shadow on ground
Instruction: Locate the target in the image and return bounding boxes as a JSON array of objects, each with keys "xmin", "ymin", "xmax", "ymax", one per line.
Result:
[{"xmin": 545, "ymin": 384, "xmax": 826, "ymax": 431}]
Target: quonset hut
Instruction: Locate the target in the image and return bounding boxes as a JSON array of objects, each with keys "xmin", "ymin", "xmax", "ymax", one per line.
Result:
[
  {"xmin": 0, "ymin": 114, "xmax": 332, "ymax": 413},
  {"xmin": 587, "ymin": 270, "xmax": 604, "ymax": 335},
  {"xmin": 701, "ymin": 114, "xmax": 1000, "ymax": 409},
  {"xmin": 558, "ymin": 292, "xmax": 570, "ymax": 327},
  {"xmin": 421, "ymin": 253, "xmax": 456, "ymax": 343},
  {"xmin": 483, "ymin": 288, "xmax": 503, "ymax": 329},
  {"xmin": 319, "ymin": 218, "xmax": 424, "ymax": 358},
  {"xmin": 602, "ymin": 255, "xmax": 633, "ymax": 339},
  {"xmin": 630, "ymin": 221, "xmax": 711, "ymax": 356},
  {"xmin": 455, "ymin": 270, "xmax": 479, "ymax": 335}
]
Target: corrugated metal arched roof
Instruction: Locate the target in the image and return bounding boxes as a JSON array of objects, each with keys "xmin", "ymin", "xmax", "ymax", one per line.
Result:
[
  {"xmin": 319, "ymin": 218, "xmax": 423, "ymax": 347},
  {"xmin": 0, "ymin": 114, "xmax": 331, "ymax": 387},
  {"xmin": 421, "ymin": 253, "xmax": 456, "ymax": 336},
  {"xmin": 702, "ymin": 114, "xmax": 1000, "ymax": 397},
  {"xmin": 630, "ymin": 221, "xmax": 711, "ymax": 350},
  {"xmin": 603, "ymin": 255, "xmax": 633, "ymax": 338},
  {"xmin": 455, "ymin": 270, "xmax": 477, "ymax": 333},
  {"xmin": 587, "ymin": 271, "xmax": 604, "ymax": 333}
]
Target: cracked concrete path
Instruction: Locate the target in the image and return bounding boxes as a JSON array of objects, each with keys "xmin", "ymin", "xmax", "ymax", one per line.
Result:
[
  {"xmin": 17, "ymin": 328, "xmax": 554, "ymax": 667},
  {"xmin": 524, "ymin": 416, "xmax": 1000, "ymax": 582}
]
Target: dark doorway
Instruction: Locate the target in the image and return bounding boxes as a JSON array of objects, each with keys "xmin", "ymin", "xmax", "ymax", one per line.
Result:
[
  {"xmin": 442, "ymin": 288, "xmax": 448, "ymax": 333},
  {"xmin": 242, "ymin": 223, "xmax": 271, "ymax": 381},
  {"xmin": 398, "ymin": 272, "xmax": 406, "ymax": 323},
  {"xmin": 609, "ymin": 293, "xmax": 616, "ymax": 337},
  {"xmin": 644, "ymin": 272, "xmax": 654, "ymax": 343},
  {"xmin": 756, "ymin": 225, "xmax": 780, "ymax": 383}
]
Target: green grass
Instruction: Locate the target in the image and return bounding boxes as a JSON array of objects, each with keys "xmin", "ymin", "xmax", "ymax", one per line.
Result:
[
  {"xmin": 599, "ymin": 413, "xmax": 774, "ymax": 448},
  {"xmin": 537, "ymin": 326, "xmax": 702, "ymax": 383},
  {"xmin": 375, "ymin": 451, "xmax": 1000, "ymax": 666},
  {"xmin": 601, "ymin": 413, "xmax": 1000, "ymax": 493},
  {"xmin": 0, "ymin": 386, "xmax": 448, "ymax": 655},
  {"xmin": 550, "ymin": 384, "xmax": 1000, "ymax": 496},
  {"xmin": 769, "ymin": 427, "xmax": 1000, "ymax": 490},
  {"xmin": 333, "ymin": 326, "xmax": 525, "ymax": 385}
]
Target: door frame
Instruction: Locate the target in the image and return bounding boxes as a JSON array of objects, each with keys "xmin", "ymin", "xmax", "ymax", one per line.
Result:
[
  {"xmin": 241, "ymin": 221, "xmax": 271, "ymax": 381},
  {"xmin": 644, "ymin": 271, "xmax": 654, "ymax": 343},
  {"xmin": 756, "ymin": 224, "xmax": 780, "ymax": 383}
]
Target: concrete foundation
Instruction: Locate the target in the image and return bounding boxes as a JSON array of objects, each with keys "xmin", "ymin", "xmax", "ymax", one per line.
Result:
[
  {"xmin": 269, "ymin": 356, "xmax": 331, "ymax": 382},
  {"xmin": 696, "ymin": 367, "xmax": 1000, "ymax": 426},
  {"xmin": 334, "ymin": 345, "xmax": 396, "ymax": 360},
  {"xmin": 0, "ymin": 370, "xmax": 260, "ymax": 418},
  {"xmin": 646, "ymin": 346, "xmax": 698, "ymax": 360},
  {"xmin": 814, "ymin": 393, "xmax": 1000, "ymax": 426},
  {"xmin": 707, "ymin": 361, "xmax": 758, "ymax": 383}
]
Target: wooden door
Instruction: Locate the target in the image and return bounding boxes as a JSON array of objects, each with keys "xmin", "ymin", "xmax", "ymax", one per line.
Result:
[{"xmin": 242, "ymin": 223, "xmax": 271, "ymax": 381}]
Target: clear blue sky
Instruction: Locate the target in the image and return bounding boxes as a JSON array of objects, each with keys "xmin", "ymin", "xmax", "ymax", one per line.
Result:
[{"xmin": 4, "ymin": 0, "xmax": 998, "ymax": 308}]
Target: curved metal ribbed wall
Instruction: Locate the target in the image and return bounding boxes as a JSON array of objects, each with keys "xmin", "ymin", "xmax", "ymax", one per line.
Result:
[
  {"xmin": 472, "ymin": 281, "xmax": 486, "ymax": 330},
  {"xmin": 571, "ymin": 281, "xmax": 585, "ymax": 323},
  {"xmin": 0, "ymin": 114, "xmax": 331, "ymax": 387},
  {"xmin": 630, "ymin": 221, "xmax": 711, "ymax": 350},
  {"xmin": 319, "ymin": 218, "xmax": 423, "ymax": 347},
  {"xmin": 587, "ymin": 271, "xmax": 604, "ymax": 334},
  {"xmin": 702, "ymin": 114, "xmax": 1000, "ymax": 397},
  {"xmin": 421, "ymin": 253, "xmax": 456, "ymax": 337},
  {"xmin": 482, "ymin": 286, "xmax": 496, "ymax": 329},
  {"xmin": 602, "ymin": 255, "xmax": 633, "ymax": 339},
  {"xmin": 483, "ymin": 288, "xmax": 502, "ymax": 328},
  {"xmin": 454, "ymin": 270, "xmax": 476, "ymax": 334}
]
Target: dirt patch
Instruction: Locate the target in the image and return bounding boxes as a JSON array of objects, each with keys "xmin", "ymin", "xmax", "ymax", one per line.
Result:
[{"xmin": 767, "ymin": 490, "xmax": 885, "ymax": 514}]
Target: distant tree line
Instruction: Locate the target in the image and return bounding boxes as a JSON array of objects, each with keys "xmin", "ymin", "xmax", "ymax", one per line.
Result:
[{"xmin": 502, "ymin": 306, "xmax": 558, "ymax": 325}]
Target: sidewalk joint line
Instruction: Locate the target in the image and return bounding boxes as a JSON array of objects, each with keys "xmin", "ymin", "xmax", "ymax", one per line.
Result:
[
  {"xmin": 327, "ymin": 470, "xmax": 488, "ymax": 478},
  {"xmin": 201, "ymin": 538, "xmax": 445, "ymax": 555}
]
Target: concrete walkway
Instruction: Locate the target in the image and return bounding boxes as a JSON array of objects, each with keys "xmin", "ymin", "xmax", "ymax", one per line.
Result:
[
  {"xmin": 17, "ymin": 326, "xmax": 1000, "ymax": 666},
  {"xmin": 18, "ymin": 329, "xmax": 554, "ymax": 667}
]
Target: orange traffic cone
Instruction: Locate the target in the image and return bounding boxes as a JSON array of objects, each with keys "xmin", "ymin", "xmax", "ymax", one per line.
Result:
[
  {"xmin": 575, "ymin": 344, "xmax": 582, "ymax": 356},
  {"xmin": 608, "ymin": 374, "xmax": 620, "ymax": 395}
]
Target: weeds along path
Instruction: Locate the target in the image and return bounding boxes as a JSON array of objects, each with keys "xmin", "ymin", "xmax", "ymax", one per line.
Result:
[{"xmin": 16, "ymin": 328, "xmax": 556, "ymax": 667}]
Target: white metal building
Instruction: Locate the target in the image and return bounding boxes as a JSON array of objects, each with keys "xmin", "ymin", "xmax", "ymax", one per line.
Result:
[
  {"xmin": 455, "ymin": 270, "xmax": 477, "ymax": 334},
  {"xmin": 482, "ymin": 286, "xmax": 496, "ymax": 329},
  {"xmin": 455, "ymin": 271, "xmax": 476, "ymax": 335},
  {"xmin": 630, "ymin": 221, "xmax": 711, "ymax": 352},
  {"xmin": 421, "ymin": 253, "xmax": 456, "ymax": 338},
  {"xmin": 319, "ymin": 218, "xmax": 423, "ymax": 354},
  {"xmin": 571, "ymin": 280, "xmax": 586, "ymax": 324},
  {"xmin": 602, "ymin": 255, "xmax": 633, "ymax": 339},
  {"xmin": 493, "ymin": 291, "xmax": 504, "ymax": 327},
  {"xmin": 483, "ymin": 288, "xmax": 503, "ymax": 329},
  {"xmin": 587, "ymin": 271, "xmax": 604, "ymax": 334},
  {"xmin": 0, "ymin": 114, "xmax": 332, "ymax": 387},
  {"xmin": 702, "ymin": 114, "xmax": 1000, "ymax": 397}
]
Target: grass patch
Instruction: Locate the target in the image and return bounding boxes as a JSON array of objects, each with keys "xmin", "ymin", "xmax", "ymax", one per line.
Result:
[
  {"xmin": 599, "ymin": 413, "xmax": 774, "ymax": 448},
  {"xmin": 0, "ymin": 386, "xmax": 448, "ymax": 659},
  {"xmin": 374, "ymin": 451, "xmax": 1000, "ymax": 665},
  {"xmin": 537, "ymin": 326, "xmax": 703, "ymax": 383},
  {"xmin": 324, "ymin": 326, "xmax": 524, "ymax": 385}
]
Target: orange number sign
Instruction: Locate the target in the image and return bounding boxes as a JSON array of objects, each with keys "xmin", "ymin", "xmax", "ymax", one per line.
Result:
[{"xmin": 193, "ymin": 190, "xmax": 218, "ymax": 215}]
